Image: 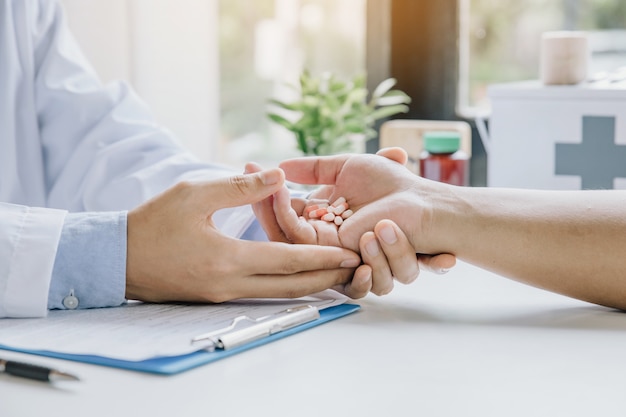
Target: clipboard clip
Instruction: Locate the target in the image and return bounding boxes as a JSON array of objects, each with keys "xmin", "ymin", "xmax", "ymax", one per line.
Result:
[{"xmin": 190, "ymin": 305, "xmax": 320, "ymax": 351}]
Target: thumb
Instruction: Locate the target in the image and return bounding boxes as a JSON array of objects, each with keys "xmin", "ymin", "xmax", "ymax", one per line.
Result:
[
  {"xmin": 279, "ymin": 154, "xmax": 351, "ymax": 185},
  {"xmin": 208, "ymin": 168, "xmax": 285, "ymax": 211},
  {"xmin": 376, "ymin": 147, "xmax": 408, "ymax": 165}
]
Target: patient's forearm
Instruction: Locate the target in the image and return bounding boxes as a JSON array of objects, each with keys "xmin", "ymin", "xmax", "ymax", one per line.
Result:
[{"xmin": 430, "ymin": 187, "xmax": 626, "ymax": 309}]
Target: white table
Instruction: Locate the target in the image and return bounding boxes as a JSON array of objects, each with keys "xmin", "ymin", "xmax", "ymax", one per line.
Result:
[{"xmin": 2, "ymin": 261, "xmax": 626, "ymax": 417}]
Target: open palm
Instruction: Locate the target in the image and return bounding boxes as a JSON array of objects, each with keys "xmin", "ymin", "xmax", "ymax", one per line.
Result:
[{"xmin": 281, "ymin": 151, "xmax": 421, "ymax": 252}]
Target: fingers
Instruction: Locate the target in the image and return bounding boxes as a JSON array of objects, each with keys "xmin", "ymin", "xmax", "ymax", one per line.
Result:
[
  {"xmin": 236, "ymin": 239, "xmax": 361, "ymax": 276},
  {"xmin": 245, "ymin": 162, "xmax": 288, "ymax": 242},
  {"xmin": 224, "ymin": 239, "xmax": 360, "ymax": 300},
  {"xmin": 369, "ymin": 218, "xmax": 456, "ymax": 280},
  {"xmin": 360, "ymin": 232, "xmax": 394, "ymax": 295},
  {"xmin": 356, "ymin": 220, "xmax": 421, "ymax": 297},
  {"xmin": 376, "ymin": 147, "xmax": 408, "ymax": 165},
  {"xmin": 233, "ymin": 268, "xmax": 357, "ymax": 300},
  {"xmin": 245, "ymin": 161, "xmax": 318, "ymax": 245},
  {"xmin": 279, "ymin": 154, "xmax": 351, "ymax": 185},
  {"xmin": 374, "ymin": 220, "xmax": 420, "ymax": 284},
  {"xmin": 202, "ymin": 167, "xmax": 286, "ymax": 212},
  {"xmin": 335, "ymin": 264, "xmax": 373, "ymax": 299},
  {"xmin": 272, "ymin": 184, "xmax": 316, "ymax": 244},
  {"xmin": 307, "ymin": 217, "xmax": 341, "ymax": 247},
  {"xmin": 280, "ymin": 150, "xmax": 407, "ymax": 186},
  {"xmin": 307, "ymin": 184, "xmax": 333, "ymax": 200},
  {"xmin": 417, "ymin": 253, "xmax": 457, "ymax": 274}
]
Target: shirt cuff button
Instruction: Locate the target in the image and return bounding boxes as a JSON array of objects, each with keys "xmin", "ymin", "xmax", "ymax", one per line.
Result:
[{"xmin": 62, "ymin": 289, "xmax": 79, "ymax": 310}]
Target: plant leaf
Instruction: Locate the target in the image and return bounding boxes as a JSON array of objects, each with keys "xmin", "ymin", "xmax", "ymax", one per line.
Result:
[
  {"xmin": 344, "ymin": 119, "xmax": 366, "ymax": 133},
  {"xmin": 267, "ymin": 113, "xmax": 295, "ymax": 130},
  {"xmin": 352, "ymin": 73, "xmax": 366, "ymax": 89},
  {"xmin": 296, "ymin": 131, "xmax": 308, "ymax": 154},
  {"xmin": 375, "ymin": 90, "xmax": 412, "ymax": 106},
  {"xmin": 268, "ymin": 98, "xmax": 301, "ymax": 111},
  {"xmin": 267, "ymin": 70, "xmax": 412, "ymax": 155},
  {"xmin": 367, "ymin": 104, "xmax": 409, "ymax": 122},
  {"xmin": 371, "ymin": 78, "xmax": 397, "ymax": 99},
  {"xmin": 364, "ymin": 127, "xmax": 378, "ymax": 139}
]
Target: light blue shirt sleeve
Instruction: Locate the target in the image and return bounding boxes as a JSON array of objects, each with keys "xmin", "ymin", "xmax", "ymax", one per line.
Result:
[
  {"xmin": 47, "ymin": 213, "xmax": 267, "ymax": 310},
  {"xmin": 48, "ymin": 211, "xmax": 127, "ymax": 310}
]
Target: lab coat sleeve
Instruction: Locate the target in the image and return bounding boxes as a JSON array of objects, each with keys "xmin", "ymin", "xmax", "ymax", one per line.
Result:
[
  {"xmin": 0, "ymin": 203, "xmax": 66, "ymax": 318},
  {"xmin": 0, "ymin": 2, "xmax": 263, "ymax": 318},
  {"xmin": 34, "ymin": 0, "xmax": 241, "ymax": 214},
  {"xmin": 48, "ymin": 211, "xmax": 127, "ymax": 311}
]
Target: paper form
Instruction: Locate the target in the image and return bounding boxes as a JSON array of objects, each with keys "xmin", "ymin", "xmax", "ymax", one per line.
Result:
[{"xmin": 0, "ymin": 291, "xmax": 346, "ymax": 361}]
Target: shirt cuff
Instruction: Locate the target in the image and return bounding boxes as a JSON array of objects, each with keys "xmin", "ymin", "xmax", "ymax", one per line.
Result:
[
  {"xmin": 48, "ymin": 211, "xmax": 127, "ymax": 310},
  {"xmin": 0, "ymin": 204, "xmax": 66, "ymax": 318}
]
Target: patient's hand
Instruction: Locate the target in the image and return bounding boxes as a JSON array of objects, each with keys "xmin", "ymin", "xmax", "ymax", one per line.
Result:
[
  {"xmin": 246, "ymin": 170, "xmax": 412, "ymax": 298},
  {"xmin": 277, "ymin": 149, "xmax": 456, "ymax": 277},
  {"xmin": 247, "ymin": 148, "xmax": 410, "ymax": 248}
]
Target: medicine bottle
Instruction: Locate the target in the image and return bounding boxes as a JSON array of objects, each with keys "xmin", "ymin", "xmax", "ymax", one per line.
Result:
[{"xmin": 419, "ymin": 131, "xmax": 469, "ymax": 186}]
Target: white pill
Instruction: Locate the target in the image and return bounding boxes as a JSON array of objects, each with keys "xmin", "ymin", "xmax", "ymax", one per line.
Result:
[
  {"xmin": 322, "ymin": 212, "xmax": 336, "ymax": 222},
  {"xmin": 333, "ymin": 204, "xmax": 347, "ymax": 215},
  {"xmin": 334, "ymin": 216, "xmax": 343, "ymax": 226},
  {"xmin": 331, "ymin": 196, "xmax": 346, "ymax": 207},
  {"xmin": 341, "ymin": 209, "xmax": 353, "ymax": 219}
]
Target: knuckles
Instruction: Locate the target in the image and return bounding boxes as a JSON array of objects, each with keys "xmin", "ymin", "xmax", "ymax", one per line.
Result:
[{"xmin": 228, "ymin": 174, "xmax": 254, "ymax": 198}]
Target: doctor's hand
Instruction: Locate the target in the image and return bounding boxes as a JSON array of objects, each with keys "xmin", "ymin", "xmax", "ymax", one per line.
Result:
[{"xmin": 125, "ymin": 169, "xmax": 361, "ymax": 304}]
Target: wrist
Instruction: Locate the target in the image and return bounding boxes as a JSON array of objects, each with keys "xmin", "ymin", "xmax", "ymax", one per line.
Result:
[
  {"xmin": 408, "ymin": 179, "xmax": 469, "ymax": 255},
  {"xmin": 125, "ymin": 207, "xmax": 152, "ymax": 302}
]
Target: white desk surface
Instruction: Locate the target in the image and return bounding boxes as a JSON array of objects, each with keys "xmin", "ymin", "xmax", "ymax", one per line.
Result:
[{"xmin": 2, "ymin": 261, "xmax": 626, "ymax": 417}]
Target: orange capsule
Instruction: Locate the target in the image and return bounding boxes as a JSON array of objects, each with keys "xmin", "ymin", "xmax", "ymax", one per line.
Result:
[
  {"xmin": 305, "ymin": 203, "xmax": 328, "ymax": 214},
  {"xmin": 308, "ymin": 208, "xmax": 329, "ymax": 219}
]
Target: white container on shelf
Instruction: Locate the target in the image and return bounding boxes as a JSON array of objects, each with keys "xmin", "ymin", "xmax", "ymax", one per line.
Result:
[{"xmin": 486, "ymin": 79, "xmax": 626, "ymax": 190}]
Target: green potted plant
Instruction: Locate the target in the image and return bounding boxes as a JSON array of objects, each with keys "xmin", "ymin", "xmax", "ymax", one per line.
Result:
[{"xmin": 267, "ymin": 70, "xmax": 411, "ymax": 156}]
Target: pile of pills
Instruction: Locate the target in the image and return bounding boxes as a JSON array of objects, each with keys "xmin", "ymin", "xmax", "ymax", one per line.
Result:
[{"xmin": 304, "ymin": 196, "xmax": 353, "ymax": 226}]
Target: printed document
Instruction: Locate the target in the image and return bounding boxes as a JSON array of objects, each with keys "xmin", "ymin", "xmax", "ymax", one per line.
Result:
[{"xmin": 0, "ymin": 291, "xmax": 346, "ymax": 361}]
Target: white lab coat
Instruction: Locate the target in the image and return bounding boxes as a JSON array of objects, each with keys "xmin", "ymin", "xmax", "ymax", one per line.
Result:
[{"xmin": 0, "ymin": 0, "xmax": 252, "ymax": 317}]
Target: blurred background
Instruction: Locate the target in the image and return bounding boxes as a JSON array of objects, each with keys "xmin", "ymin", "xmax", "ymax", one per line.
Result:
[{"xmin": 61, "ymin": 0, "xmax": 626, "ymax": 184}]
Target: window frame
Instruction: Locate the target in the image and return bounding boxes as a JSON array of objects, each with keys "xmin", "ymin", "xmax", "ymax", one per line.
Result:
[{"xmin": 366, "ymin": 0, "xmax": 487, "ymax": 185}]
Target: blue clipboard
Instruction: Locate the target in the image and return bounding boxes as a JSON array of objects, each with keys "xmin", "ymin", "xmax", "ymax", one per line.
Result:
[{"xmin": 0, "ymin": 303, "xmax": 359, "ymax": 375}]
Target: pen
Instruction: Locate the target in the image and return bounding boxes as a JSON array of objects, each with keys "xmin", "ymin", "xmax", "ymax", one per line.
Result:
[
  {"xmin": 0, "ymin": 357, "xmax": 80, "ymax": 382},
  {"xmin": 191, "ymin": 305, "xmax": 320, "ymax": 350}
]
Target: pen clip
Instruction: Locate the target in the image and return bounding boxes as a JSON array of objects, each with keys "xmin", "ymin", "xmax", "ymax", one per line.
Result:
[{"xmin": 191, "ymin": 305, "xmax": 320, "ymax": 351}]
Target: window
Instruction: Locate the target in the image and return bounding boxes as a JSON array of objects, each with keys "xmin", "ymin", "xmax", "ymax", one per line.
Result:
[
  {"xmin": 218, "ymin": 0, "xmax": 367, "ymax": 168},
  {"xmin": 458, "ymin": 0, "xmax": 626, "ymax": 117}
]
